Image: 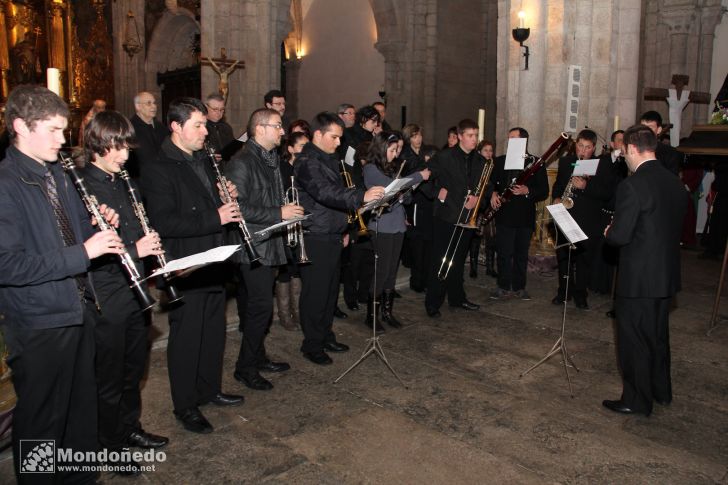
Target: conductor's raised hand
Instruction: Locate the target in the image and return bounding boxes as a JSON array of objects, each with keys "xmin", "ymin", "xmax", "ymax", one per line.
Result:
[
  {"xmin": 363, "ymin": 186, "xmax": 385, "ymax": 203},
  {"xmin": 218, "ymin": 201, "xmax": 242, "ymax": 225},
  {"xmin": 84, "ymin": 229, "xmax": 124, "ymax": 259}
]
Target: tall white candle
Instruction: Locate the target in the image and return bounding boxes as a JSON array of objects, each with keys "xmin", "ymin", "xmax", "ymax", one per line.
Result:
[
  {"xmin": 613, "ymin": 115, "xmax": 620, "ymax": 132},
  {"xmin": 477, "ymin": 108, "xmax": 485, "ymax": 142},
  {"xmin": 47, "ymin": 68, "xmax": 61, "ymax": 96}
]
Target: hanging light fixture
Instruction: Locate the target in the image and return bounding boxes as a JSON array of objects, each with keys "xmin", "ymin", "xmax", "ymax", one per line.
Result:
[{"xmin": 122, "ymin": 10, "xmax": 142, "ymax": 59}]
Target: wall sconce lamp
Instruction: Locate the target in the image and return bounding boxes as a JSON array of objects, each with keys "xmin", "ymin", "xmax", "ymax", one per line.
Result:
[
  {"xmin": 512, "ymin": 11, "xmax": 530, "ymax": 70},
  {"xmin": 122, "ymin": 10, "xmax": 142, "ymax": 59}
]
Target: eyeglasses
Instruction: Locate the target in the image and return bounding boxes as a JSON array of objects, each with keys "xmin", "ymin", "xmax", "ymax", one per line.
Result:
[
  {"xmin": 207, "ymin": 105, "xmax": 225, "ymax": 112},
  {"xmin": 262, "ymin": 123, "xmax": 284, "ymax": 130}
]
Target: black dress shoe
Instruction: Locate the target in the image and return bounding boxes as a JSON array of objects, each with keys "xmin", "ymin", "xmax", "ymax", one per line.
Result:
[
  {"xmin": 127, "ymin": 430, "xmax": 169, "ymax": 449},
  {"xmin": 209, "ymin": 392, "xmax": 245, "ymax": 406},
  {"xmin": 234, "ymin": 371, "xmax": 273, "ymax": 391},
  {"xmin": 410, "ymin": 285, "xmax": 425, "ymax": 293},
  {"xmin": 469, "ymin": 268, "xmax": 477, "ymax": 279},
  {"xmin": 302, "ymin": 351, "xmax": 333, "ymax": 365},
  {"xmin": 113, "ymin": 458, "xmax": 142, "ymax": 476},
  {"xmin": 552, "ymin": 295, "xmax": 566, "ymax": 305},
  {"xmin": 602, "ymin": 399, "xmax": 651, "ymax": 416},
  {"xmin": 324, "ymin": 341, "xmax": 350, "ymax": 352},
  {"xmin": 346, "ymin": 301, "xmax": 361, "ymax": 311},
  {"xmin": 606, "ymin": 309, "xmax": 616, "ymax": 318},
  {"xmin": 174, "ymin": 407, "xmax": 213, "ymax": 434},
  {"xmin": 393, "ymin": 290, "xmax": 402, "ymax": 299},
  {"xmin": 333, "ymin": 306, "xmax": 348, "ymax": 319},
  {"xmin": 655, "ymin": 398, "xmax": 672, "ymax": 406},
  {"xmin": 426, "ymin": 307, "xmax": 441, "ymax": 318},
  {"xmin": 257, "ymin": 360, "xmax": 291, "ymax": 373},
  {"xmin": 452, "ymin": 300, "xmax": 479, "ymax": 311}
]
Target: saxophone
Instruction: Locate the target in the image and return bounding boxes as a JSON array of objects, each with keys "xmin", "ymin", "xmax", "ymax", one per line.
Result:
[{"xmin": 561, "ymin": 178, "xmax": 575, "ymax": 209}]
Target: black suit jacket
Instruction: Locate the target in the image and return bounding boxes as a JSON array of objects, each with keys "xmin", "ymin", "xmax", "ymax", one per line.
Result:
[
  {"xmin": 490, "ymin": 154, "xmax": 549, "ymax": 228},
  {"xmin": 139, "ymin": 137, "xmax": 226, "ymax": 291},
  {"xmin": 605, "ymin": 159, "xmax": 687, "ymax": 298},
  {"xmin": 656, "ymin": 143, "xmax": 682, "ymax": 176},
  {"xmin": 429, "ymin": 146, "xmax": 486, "ymax": 224},
  {"xmin": 128, "ymin": 115, "xmax": 169, "ymax": 179}
]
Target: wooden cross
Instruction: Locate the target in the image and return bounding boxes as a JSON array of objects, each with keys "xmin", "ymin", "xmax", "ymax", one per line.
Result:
[
  {"xmin": 644, "ymin": 74, "xmax": 711, "ymax": 104},
  {"xmin": 201, "ymin": 48, "xmax": 245, "ymax": 103}
]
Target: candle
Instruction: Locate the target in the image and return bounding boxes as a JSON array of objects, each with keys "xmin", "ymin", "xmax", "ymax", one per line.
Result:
[
  {"xmin": 47, "ymin": 68, "xmax": 60, "ymax": 96},
  {"xmin": 518, "ymin": 11, "xmax": 525, "ymax": 29},
  {"xmin": 613, "ymin": 115, "xmax": 620, "ymax": 132},
  {"xmin": 477, "ymin": 108, "xmax": 485, "ymax": 142}
]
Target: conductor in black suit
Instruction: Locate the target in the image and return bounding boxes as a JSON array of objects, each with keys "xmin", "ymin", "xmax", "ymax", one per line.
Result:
[
  {"xmin": 603, "ymin": 124, "xmax": 688, "ymax": 417},
  {"xmin": 639, "ymin": 110, "xmax": 682, "ymax": 175}
]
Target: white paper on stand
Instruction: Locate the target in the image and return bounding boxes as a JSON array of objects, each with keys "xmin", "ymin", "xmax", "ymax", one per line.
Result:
[
  {"xmin": 572, "ymin": 158, "xmax": 599, "ymax": 177},
  {"xmin": 255, "ymin": 215, "xmax": 311, "ymax": 237},
  {"xmin": 360, "ymin": 177, "xmax": 413, "ymax": 213},
  {"xmin": 344, "ymin": 146, "xmax": 356, "ymax": 167},
  {"xmin": 504, "ymin": 137, "xmax": 528, "ymax": 170},
  {"xmin": 546, "ymin": 203, "xmax": 588, "ymax": 244},
  {"xmin": 149, "ymin": 245, "xmax": 241, "ymax": 278},
  {"xmin": 238, "ymin": 132, "xmax": 249, "ymax": 142}
]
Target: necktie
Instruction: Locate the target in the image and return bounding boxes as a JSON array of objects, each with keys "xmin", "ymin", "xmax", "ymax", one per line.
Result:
[{"xmin": 45, "ymin": 170, "xmax": 77, "ymax": 247}]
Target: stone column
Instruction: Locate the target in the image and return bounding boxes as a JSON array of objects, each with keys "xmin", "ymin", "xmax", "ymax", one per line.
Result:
[
  {"xmin": 376, "ymin": 40, "xmax": 405, "ymax": 129},
  {"xmin": 47, "ymin": 0, "xmax": 67, "ymax": 99},
  {"xmin": 0, "ymin": 0, "xmax": 10, "ymax": 102},
  {"xmin": 610, "ymin": 0, "xmax": 642, "ymax": 131},
  {"xmin": 695, "ymin": 4, "xmax": 724, "ymax": 124},
  {"xmin": 111, "ymin": 0, "xmax": 145, "ymax": 116}
]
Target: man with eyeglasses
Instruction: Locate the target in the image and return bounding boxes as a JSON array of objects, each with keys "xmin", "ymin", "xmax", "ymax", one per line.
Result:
[
  {"xmin": 226, "ymin": 108, "xmax": 302, "ymax": 389},
  {"xmin": 204, "ymin": 93, "xmax": 234, "ymax": 157},
  {"xmin": 337, "ymin": 103, "xmax": 356, "ymax": 128},
  {"xmin": 551, "ymin": 128, "xmax": 616, "ymax": 310},
  {"xmin": 128, "ymin": 91, "xmax": 168, "ymax": 178}
]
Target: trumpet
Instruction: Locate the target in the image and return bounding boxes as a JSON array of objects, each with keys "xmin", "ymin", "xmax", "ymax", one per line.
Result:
[
  {"xmin": 437, "ymin": 160, "xmax": 492, "ymax": 280},
  {"xmin": 59, "ymin": 153, "xmax": 156, "ymax": 311},
  {"xmin": 204, "ymin": 142, "xmax": 261, "ymax": 263},
  {"xmin": 285, "ymin": 176, "xmax": 310, "ymax": 264},
  {"xmin": 340, "ymin": 160, "xmax": 368, "ymax": 236},
  {"xmin": 119, "ymin": 169, "xmax": 183, "ymax": 304}
]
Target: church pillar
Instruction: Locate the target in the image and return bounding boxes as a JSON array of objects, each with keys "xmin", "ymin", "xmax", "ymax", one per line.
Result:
[
  {"xmin": 47, "ymin": 0, "xmax": 67, "ymax": 99},
  {"xmin": 111, "ymin": 0, "xmax": 146, "ymax": 116},
  {"xmin": 695, "ymin": 5, "xmax": 724, "ymax": 123},
  {"xmin": 284, "ymin": 57, "xmax": 301, "ymax": 121},
  {"xmin": 610, "ymin": 0, "xmax": 642, "ymax": 130},
  {"xmin": 0, "ymin": 0, "xmax": 10, "ymax": 102},
  {"xmin": 376, "ymin": 40, "xmax": 406, "ymax": 129}
]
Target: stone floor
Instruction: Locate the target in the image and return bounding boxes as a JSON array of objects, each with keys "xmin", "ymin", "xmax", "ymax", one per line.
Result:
[{"xmin": 1, "ymin": 249, "xmax": 727, "ymax": 484}]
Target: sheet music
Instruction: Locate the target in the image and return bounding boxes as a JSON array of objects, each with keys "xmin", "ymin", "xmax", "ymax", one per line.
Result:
[
  {"xmin": 238, "ymin": 132, "xmax": 249, "ymax": 142},
  {"xmin": 546, "ymin": 203, "xmax": 588, "ymax": 243},
  {"xmin": 149, "ymin": 245, "xmax": 241, "ymax": 277},
  {"xmin": 504, "ymin": 137, "xmax": 528, "ymax": 170},
  {"xmin": 572, "ymin": 158, "xmax": 599, "ymax": 177},
  {"xmin": 254, "ymin": 215, "xmax": 310, "ymax": 237},
  {"xmin": 344, "ymin": 146, "xmax": 356, "ymax": 167},
  {"xmin": 360, "ymin": 177, "xmax": 413, "ymax": 213}
]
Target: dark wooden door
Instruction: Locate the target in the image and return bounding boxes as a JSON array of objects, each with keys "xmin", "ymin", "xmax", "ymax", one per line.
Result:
[{"xmin": 157, "ymin": 66, "xmax": 201, "ymax": 122}]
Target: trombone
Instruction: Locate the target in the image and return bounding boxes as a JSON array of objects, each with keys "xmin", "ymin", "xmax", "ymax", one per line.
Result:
[
  {"xmin": 285, "ymin": 176, "xmax": 310, "ymax": 264},
  {"xmin": 437, "ymin": 160, "xmax": 493, "ymax": 280},
  {"xmin": 340, "ymin": 159, "xmax": 369, "ymax": 236}
]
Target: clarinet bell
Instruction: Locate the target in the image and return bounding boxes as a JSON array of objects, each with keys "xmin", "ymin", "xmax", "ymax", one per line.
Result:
[
  {"xmin": 132, "ymin": 282, "xmax": 157, "ymax": 312},
  {"xmin": 164, "ymin": 282, "xmax": 184, "ymax": 305},
  {"xmin": 245, "ymin": 241, "xmax": 262, "ymax": 263}
]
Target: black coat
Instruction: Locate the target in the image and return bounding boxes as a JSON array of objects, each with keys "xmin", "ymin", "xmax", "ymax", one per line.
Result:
[
  {"xmin": 656, "ymin": 143, "xmax": 682, "ymax": 176},
  {"xmin": 552, "ymin": 154, "xmax": 616, "ymax": 237},
  {"xmin": 605, "ymin": 159, "xmax": 687, "ymax": 298},
  {"xmin": 294, "ymin": 142, "xmax": 364, "ymax": 235},
  {"xmin": 490, "ymin": 154, "xmax": 549, "ymax": 228},
  {"xmin": 139, "ymin": 137, "xmax": 227, "ymax": 291},
  {"xmin": 429, "ymin": 146, "xmax": 486, "ymax": 224},
  {"xmin": 0, "ymin": 147, "xmax": 94, "ymax": 329},
  {"xmin": 206, "ymin": 119, "xmax": 235, "ymax": 156},
  {"xmin": 227, "ymin": 141, "xmax": 287, "ymax": 266},
  {"xmin": 401, "ymin": 145, "xmax": 435, "ymax": 238},
  {"xmin": 128, "ymin": 114, "xmax": 169, "ymax": 179}
]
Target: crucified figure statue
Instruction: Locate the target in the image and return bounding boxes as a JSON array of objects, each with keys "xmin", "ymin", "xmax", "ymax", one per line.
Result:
[{"xmin": 202, "ymin": 48, "xmax": 244, "ymax": 103}]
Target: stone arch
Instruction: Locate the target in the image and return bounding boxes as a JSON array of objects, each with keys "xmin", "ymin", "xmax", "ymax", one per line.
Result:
[{"xmin": 145, "ymin": 8, "xmax": 200, "ymax": 100}]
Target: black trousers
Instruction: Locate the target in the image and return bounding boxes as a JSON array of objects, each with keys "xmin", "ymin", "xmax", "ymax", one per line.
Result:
[
  {"xmin": 555, "ymin": 229, "xmax": 595, "ymax": 299},
  {"xmin": 167, "ymin": 289, "xmax": 225, "ymax": 412},
  {"xmin": 299, "ymin": 235, "xmax": 342, "ymax": 353},
  {"xmin": 496, "ymin": 225, "xmax": 532, "ymax": 291},
  {"xmin": 425, "ymin": 217, "xmax": 473, "ymax": 310},
  {"xmin": 5, "ymin": 303, "xmax": 99, "ymax": 484},
  {"xmin": 95, "ymin": 288, "xmax": 148, "ymax": 451},
  {"xmin": 343, "ymin": 239, "xmax": 374, "ymax": 305},
  {"xmin": 371, "ymin": 232, "xmax": 405, "ymax": 294},
  {"xmin": 235, "ymin": 263, "xmax": 275, "ymax": 375},
  {"xmin": 233, "ymin": 264, "xmax": 248, "ymax": 328},
  {"xmin": 615, "ymin": 296, "xmax": 672, "ymax": 414},
  {"xmin": 407, "ymin": 231, "xmax": 432, "ymax": 291}
]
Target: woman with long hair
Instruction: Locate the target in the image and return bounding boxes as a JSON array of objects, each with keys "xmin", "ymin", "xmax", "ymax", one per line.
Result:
[
  {"xmin": 363, "ymin": 132, "xmax": 430, "ymax": 331},
  {"xmin": 470, "ymin": 139, "xmax": 497, "ymax": 279}
]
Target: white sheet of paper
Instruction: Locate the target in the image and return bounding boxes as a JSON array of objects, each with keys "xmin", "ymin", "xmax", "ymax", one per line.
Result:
[
  {"xmin": 572, "ymin": 158, "xmax": 599, "ymax": 177},
  {"xmin": 344, "ymin": 146, "xmax": 356, "ymax": 167},
  {"xmin": 504, "ymin": 138, "xmax": 527, "ymax": 170},
  {"xmin": 254, "ymin": 215, "xmax": 311, "ymax": 237},
  {"xmin": 149, "ymin": 245, "xmax": 241, "ymax": 277},
  {"xmin": 360, "ymin": 177, "xmax": 414, "ymax": 213},
  {"xmin": 546, "ymin": 203, "xmax": 588, "ymax": 244},
  {"xmin": 238, "ymin": 132, "xmax": 249, "ymax": 142}
]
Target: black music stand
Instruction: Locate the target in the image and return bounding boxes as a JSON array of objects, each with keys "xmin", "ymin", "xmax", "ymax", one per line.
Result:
[
  {"xmin": 334, "ymin": 191, "xmax": 409, "ymax": 388},
  {"xmin": 520, "ymin": 203, "xmax": 586, "ymax": 397}
]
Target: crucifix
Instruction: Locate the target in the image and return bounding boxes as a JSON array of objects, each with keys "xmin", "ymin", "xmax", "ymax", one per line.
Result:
[
  {"xmin": 644, "ymin": 74, "xmax": 711, "ymax": 146},
  {"xmin": 201, "ymin": 48, "xmax": 245, "ymax": 103}
]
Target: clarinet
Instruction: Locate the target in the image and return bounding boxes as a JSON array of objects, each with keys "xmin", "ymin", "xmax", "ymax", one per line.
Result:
[
  {"xmin": 203, "ymin": 142, "xmax": 261, "ymax": 262},
  {"xmin": 118, "ymin": 169, "xmax": 183, "ymax": 304},
  {"xmin": 58, "ymin": 153, "xmax": 156, "ymax": 311}
]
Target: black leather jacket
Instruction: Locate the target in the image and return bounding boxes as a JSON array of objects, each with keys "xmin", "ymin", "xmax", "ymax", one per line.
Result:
[{"xmin": 226, "ymin": 140, "xmax": 288, "ymax": 266}]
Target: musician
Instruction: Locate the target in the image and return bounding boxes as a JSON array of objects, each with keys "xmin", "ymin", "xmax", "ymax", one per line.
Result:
[
  {"xmin": 294, "ymin": 112, "xmax": 385, "ymax": 365},
  {"xmin": 470, "ymin": 140, "xmax": 495, "ymax": 279},
  {"xmin": 488, "ymin": 128, "xmax": 548, "ymax": 300},
  {"xmin": 551, "ymin": 129, "xmax": 615, "ymax": 309},
  {"xmin": 639, "ymin": 110, "xmax": 681, "ymax": 175},
  {"xmin": 79, "ymin": 111, "xmax": 169, "ymax": 474},
  {"xmin": 0, "ymin": 85, "xmax": 124, "ymax": 483},
  {"xmin": 337, "ymin": 103, "xmax": 356, "ymax": 128},
  {"xmin": 226, "ymin": 108, "xmax": 300, "ymax": 390},
  {"xmin": 204, "ymin": 93, "xmax": 235, "ymax": 155},
  {"xmin": 425, "ymin": 119, "xmax": 486, "ymax": 318},
  {"xmin": 140, "ymin": 97, "xmax": 243, "ymax": 435},
  {"xmin": 127, "ymin": 91, "xmax": 169, "ymax": 178},
  {"xmin": 364, "ymin": 132, "xmax": 429, "ymax": 331},
  {"xmin": 603, "ymin": 124, "xmax": 687, "ymax": 416}
]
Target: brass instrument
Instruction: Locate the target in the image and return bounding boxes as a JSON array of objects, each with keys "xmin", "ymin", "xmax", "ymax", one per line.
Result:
[
  {"xmin": 119, "ymin": 169, "xmax": 183, "ymax": 304},
  {"xmin": 561, "ymin": 178, "xmax": 575, "ymax": 209},
  {"xmin": 204, "ymin": 142, "xmax": 261, "ymax": 263},
  {"xmin": 340, "ymin": 159, "xmax": 368, "ymax": 236},
  {"xmin": 437, "ymin": 159, "xmax": 493, "ymax": 281},
  {"xmin": 285, "ymin": 176, "xmax": 310, "ymax": 264},
  {"xmin": 59, "ymin": 153, "xmax": 156, "ymax": 311}
]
